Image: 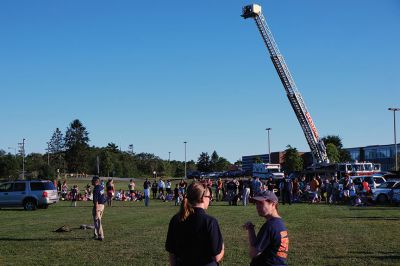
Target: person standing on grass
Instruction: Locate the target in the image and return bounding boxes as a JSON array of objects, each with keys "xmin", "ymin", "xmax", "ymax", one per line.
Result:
[
  {"xmin": 106, "ymin": 179, "xmax": 115, "ymax": 207},
  {"xmin": 166, "ymin": 182, "xmax": 224, "ymax": 266},
  {"xmin": 92, "ymin": 176, "xmax": 107, "ymax": 241},
  {"xmin": 143, "ymin": 178, "xmax": 151, "ymax": 207},
  {"xmin": 71, "ymin": 185, "xmax": 78, "ymax": 207},
  {"xmin": 243, "ymin": 190, "xmax": 289, "ymax": 266}
]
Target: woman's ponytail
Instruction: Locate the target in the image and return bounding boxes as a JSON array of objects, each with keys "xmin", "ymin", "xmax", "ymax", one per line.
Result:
[{"xmin": 179, "ymin": 196, "xmax": 194, "ymax": 222}]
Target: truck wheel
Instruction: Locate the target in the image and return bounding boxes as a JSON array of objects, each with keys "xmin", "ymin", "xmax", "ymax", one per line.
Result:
[
  {"xmin": 377, "ymin": 194, "xmax": 388, "ymax": 204},
  {"xmin": 24, "ymin": 199, "xmax": 37, "ymax": 211}
]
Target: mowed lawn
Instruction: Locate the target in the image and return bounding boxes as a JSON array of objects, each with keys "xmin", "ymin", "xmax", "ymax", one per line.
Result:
[{"xmin": 0, "ymin": 179, "xmax": 399, "ymax": 265}]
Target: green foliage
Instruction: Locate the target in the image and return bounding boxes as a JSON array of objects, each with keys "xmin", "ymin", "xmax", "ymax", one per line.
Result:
[
  {"xmin": 254, "ymin": 156, "xmax": 263, "ymax": 164},
  {"xmin": 64, "ymin": 119, "xmax": 90, "ymax": 173},
  {"xmin": 0, "ymin": 152, "xmax": 19, "ymax": 179},
  {"xmin": 283, "ymin": 145, "xmax": 303, "ymax": 172},
  {"xmin": 197, "ymin": 152, "xmax": 211, "ymax": 172},
  {"xmin": 326, "ymin": 143, "xmax": 340, "ymax": 163},
  {"xmin": 322, "ymin": 135, "xmax": 343, "ymax": 149}
]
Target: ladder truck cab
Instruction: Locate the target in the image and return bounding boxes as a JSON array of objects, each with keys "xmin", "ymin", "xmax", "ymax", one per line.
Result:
[
  {"xmin": 253, "ymin": 163, "xmax": 284, "ymax": 180},
  {"xmin": 242, "ymin": 4, "xmax": 330, "ymax": 166}
]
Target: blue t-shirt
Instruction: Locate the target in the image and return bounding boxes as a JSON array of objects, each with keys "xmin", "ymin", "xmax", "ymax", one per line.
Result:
[
  {"xmin": 93, "ymin": 185, "xmax": 106, "ymax": 205},
  {"xmin": 251, "ymin": 217, "xmax": 289, "ymax": 266}
]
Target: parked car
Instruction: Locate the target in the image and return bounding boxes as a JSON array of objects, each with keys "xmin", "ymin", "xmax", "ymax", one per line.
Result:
[
  {"xmin": 371, "ymin": 180, "xmax": 400, "ymax": 204},
  {"xmin": 0, "ymin": 180, "xmax": 58, "ymax": 210},
  {"xmin": 390, "ymin": 183, "xmax": 400, "ymax": 204},
  {"xmin": 339, "ymin": 175, "xmax": 386, "ymax": 191}
]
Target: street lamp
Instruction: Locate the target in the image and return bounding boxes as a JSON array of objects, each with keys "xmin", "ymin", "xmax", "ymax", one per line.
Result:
[
  {"xmin": 168, "ymin": 151, "xmax": 171, "ymax": 162},
  {"xmin": 46, "ymin": 142, "xmax": 50, "ymax": 166},
  {"xmin": 388, "ymin": 108, "xmax": 400, "ymax": 171},
  {"xmin": 266, "ymin": 128, "xmax": 272, "ymax": 163},
  {"xmin": 184, "ymin": 141, "xmax": 187, "ymax": 179}
]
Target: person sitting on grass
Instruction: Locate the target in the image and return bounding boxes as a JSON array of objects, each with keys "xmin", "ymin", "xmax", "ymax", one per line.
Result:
[{"xmin": 115, "ymin": 189, "xmax": 123, "ymax": 201}]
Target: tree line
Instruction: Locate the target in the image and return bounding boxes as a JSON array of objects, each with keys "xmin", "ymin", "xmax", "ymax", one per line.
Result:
[{"xmin": 0, "ymin": 119, "xmax": 351, "ymax": 179}]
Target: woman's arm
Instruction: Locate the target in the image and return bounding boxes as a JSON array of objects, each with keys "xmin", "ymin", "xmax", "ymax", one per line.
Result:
[
  {"xmin": 214, "ymin": 243, "xmax": 225, "ymax": 262},
  {"xmin": 243, "ymin": 221, "xmax": 259, "ymax": 258},
  {"xmin": 168, "ymin": 253, "xmax": 176, "ymax": 266}
]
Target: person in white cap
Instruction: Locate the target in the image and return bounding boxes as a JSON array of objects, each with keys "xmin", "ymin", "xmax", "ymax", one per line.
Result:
[{"xmin": 243, "ymin": 190, "xmax": 289, "ymax": 266}]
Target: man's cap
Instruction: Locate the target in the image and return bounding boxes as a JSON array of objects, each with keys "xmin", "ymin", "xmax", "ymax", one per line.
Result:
[
  {"xmin": 250, "ymin": 190, "xmax": 278, "ymax": 203},
  {"xmin": 92, "ymin": 176, "xmax": 100, "ymax": 182}
]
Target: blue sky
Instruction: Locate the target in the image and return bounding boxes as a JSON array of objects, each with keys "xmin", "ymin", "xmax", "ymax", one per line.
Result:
[{"xmin": 1, "ymin": 0, "xmax": 399, "ymax": 163}]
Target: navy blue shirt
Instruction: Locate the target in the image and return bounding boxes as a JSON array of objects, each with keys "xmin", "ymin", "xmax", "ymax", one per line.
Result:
[
  {"xmin": 251, "ymin": 217, "xmax": 289, "ymax": 266},
  {"xmin": 93, "ymin": 185, "xmax": 106, "ymax": 205},
  {"xmin": 165, "ymin": 207, "xmax": 223, "ymax": 266}
]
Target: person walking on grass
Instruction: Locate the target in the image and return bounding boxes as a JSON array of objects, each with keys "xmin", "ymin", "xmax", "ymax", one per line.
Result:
[
  {"xmin": 243, "ymin": 190, "xmax": 289, "ymax": 266},
  {"xmin": 166, "ymin": 181, "xmax": 224, "ymax": 266},
  {"xmin": 92, "ymin": 176, "xmax": 107, "ymax": 241},
  {"xmin": 71, "ymin": 185, "xmax": 78, "ymax": 207}
]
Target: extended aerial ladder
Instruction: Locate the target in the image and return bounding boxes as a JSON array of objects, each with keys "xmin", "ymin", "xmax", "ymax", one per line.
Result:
[{"xmin": 242, "ymin": 4, "xmax": 329, "ymax": 165}]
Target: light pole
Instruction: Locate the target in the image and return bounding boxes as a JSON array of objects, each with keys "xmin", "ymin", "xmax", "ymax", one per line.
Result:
[
  {"xmin": 18, "ymin": 138, "xmax": 26, "ymax": 180},
  {"xmin": 46, "ymin": 142, "xmax": 50, "ymax": 166},
  {"xmin": 168, "ymin": 151, "xmax": 171, "ymax": 162},
  {"xmin": 184, "ymin": 141, "xmax": 187, "ymax": 179},
  {"xmin": 388, "ymin": 108, "xmax": 400, "ymax": 171},
  {"xmin": 266, "ymin": 128, "xmax": 272, "ymax": 163},
  {"xmin": 128, "ymin": 144, "xmax": 134, "ymax": 155}
]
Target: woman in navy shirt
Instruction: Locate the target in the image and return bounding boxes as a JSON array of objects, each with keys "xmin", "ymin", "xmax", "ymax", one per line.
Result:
[{"xmin": 166, "ymin": 182, "xmax": 224, "ymax": 266}]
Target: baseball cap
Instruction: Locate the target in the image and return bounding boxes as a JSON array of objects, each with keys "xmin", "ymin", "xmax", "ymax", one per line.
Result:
[
  {"xmin": 92, "ymin": 176, "xmax": 100, "ymax": 182},
  {"xmin": 250, "ymin": 190, "xmax": 278, "ymax": 203}
]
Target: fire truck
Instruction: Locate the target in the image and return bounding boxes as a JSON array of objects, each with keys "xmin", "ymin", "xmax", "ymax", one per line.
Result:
[
  {"xmin": 253, "ymin": 163, "xmax": 284, "ymax": 180},
  {"xmin": 242, "ymin": 4, "xmax": 329, "ymax": 166}
]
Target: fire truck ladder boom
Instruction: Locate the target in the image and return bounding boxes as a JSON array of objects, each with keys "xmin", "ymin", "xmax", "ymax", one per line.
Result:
[{"xmin": 242, "ymin": 4, "xmax": 329, "ymax": 164}]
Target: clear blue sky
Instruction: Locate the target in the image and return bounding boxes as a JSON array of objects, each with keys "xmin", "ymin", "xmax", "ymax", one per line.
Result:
[{"xmin": 1, "ymin": 0, "xmax": 399, "ymax": 163}]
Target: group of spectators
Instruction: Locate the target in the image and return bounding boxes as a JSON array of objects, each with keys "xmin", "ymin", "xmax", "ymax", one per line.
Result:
[{"xmin": 56, "ymin": 173, "xmax": 374, "ymax": 209}]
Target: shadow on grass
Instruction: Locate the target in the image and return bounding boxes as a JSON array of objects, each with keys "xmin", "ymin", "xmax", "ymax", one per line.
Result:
[
  {"xmin": 0, "ymin": 209, "xmax": 25, "ymax": 211},
  {"xmin": 328, "ymin": 252, "xmax": 400, "ymax": 261},
  {"xmin": 349, "ymin": 207, "xmax": 400, "ymax": 211},
  {"xmin": 0, "ymin": 237, "xmax": 88, "ymax": 241},
  {"xmin": 343, "ymin": 216, "xmax": 400, "ymax": 221}
]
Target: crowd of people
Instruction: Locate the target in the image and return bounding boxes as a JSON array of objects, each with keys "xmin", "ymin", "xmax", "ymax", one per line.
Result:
[{"xmin": 55, "ymin": 173, "xmax": 376, "ymax": 209}]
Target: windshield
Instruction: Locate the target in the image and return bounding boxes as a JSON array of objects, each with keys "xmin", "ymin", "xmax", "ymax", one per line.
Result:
[
  {"xmin": 378, "ymin": 182, "xmax": 395, "ymax": 189},
  {"xmin": 364, "ymin": 164, "xmax": 373, "ymax": 171}
]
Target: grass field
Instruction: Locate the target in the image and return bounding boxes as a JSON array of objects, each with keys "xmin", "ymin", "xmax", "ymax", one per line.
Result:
[{"xmin": 0, "ymin": 178, "xmax": 399, "ymax": 265}]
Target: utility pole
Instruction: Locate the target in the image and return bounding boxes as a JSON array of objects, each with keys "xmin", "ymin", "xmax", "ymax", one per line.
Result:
[
  {"xmin": 266, "ymin": 128, "xmax": 272, "ymax": 163},
  {"xmin": 18, "ymin": 138, "xmax": 26, "ymax": 179},
  {"xmin": 46, "ymin": 142, "xmax": 50, "ymax": 166},
  {"xmin": 388, "ymin": 108, "xmax": 400, "ymax": 171},
  {"xmin": 184, "ymin": 141, "xmax": 187, "ymax": 179},
  {"xmin": 128, "ymin": 144, "xmax": 134, "ymax": 155}
]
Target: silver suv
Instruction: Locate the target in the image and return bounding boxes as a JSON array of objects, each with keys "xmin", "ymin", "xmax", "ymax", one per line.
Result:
[{"xmin": 0, "ymin": 180, "xmax": 58, "ymax": 210}]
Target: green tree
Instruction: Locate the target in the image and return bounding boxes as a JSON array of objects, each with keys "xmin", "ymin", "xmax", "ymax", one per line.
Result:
[
  {"xmin": 106, "ymin": 143, "xmax": 120, "ymax": 153},
  {"xmin": 48, "ymin": 128, "xmax": 65, "ymax": 173},
  {"xmin": 64, "ymin": 119, "xmax": 90, "ymax": 173},
  {"xmin": 283, "ymin": 145, "xmax": 303, "ymax": 173},
  {"xmin": 326, "ymin": 143, "xmax": 340, "ymax": 163},
  {"xmin": 340, "ymin": 149, "xmax": 352, "ymax": 162},
  {"xmin": 210, "ymin": 151, "xmax": 219, "ymax": 171},
  {"xmin": 254, "ymin": 156, "xmax": 263, "ymax": 164},
  {"xmin": 197, "ymin": 152, "xmax": 211, "ymax": 172},
  {"xmin": 322, "ymin": 135, "xmax": 343, "ymax": 149},
  {"xmin": 0, "ymin": 152, "xmax": 20, "ymax": 179}
]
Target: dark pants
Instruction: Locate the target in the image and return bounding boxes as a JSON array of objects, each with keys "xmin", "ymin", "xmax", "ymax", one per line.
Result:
[{"xmin": 282, "ymin": 192, "xmax": 292, "ymax": 205}]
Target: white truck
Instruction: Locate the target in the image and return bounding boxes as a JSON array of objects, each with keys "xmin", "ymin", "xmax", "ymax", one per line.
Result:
[{"xmin": 253, "ymin": 163, "xmax": 284, "ymax": 180}]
